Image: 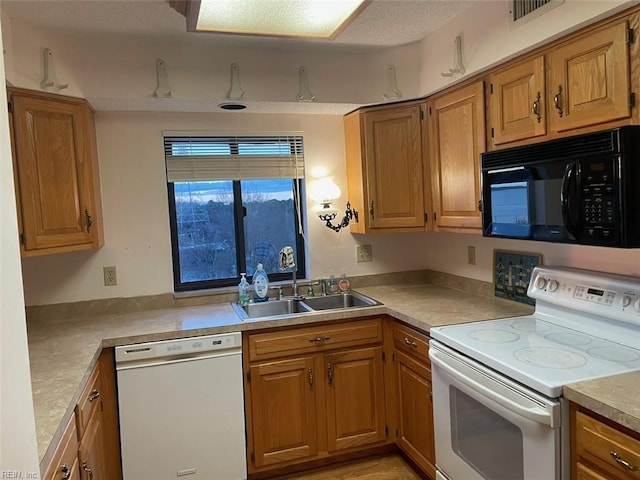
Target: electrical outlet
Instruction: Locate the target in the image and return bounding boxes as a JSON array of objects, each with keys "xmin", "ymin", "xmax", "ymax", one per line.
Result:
[
  {"xmin": 467, "ymin": 246, "xmax": 476, "ymax": 266},
  {"xmin": 103, "ymin": 266, "xmax": 117, "ymax": 286},
  {"xmin": 356, "ymin": 244, "xmax": 373, "ymax": 263}
]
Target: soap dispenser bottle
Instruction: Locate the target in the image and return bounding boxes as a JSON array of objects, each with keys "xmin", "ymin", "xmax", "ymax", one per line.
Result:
[
  {"xmin": 238, "ymin": 273, "xmax": 250, "ymax": 306},
  {"xmin": 253, "ymin": 263, "xmax": 270, "ymax": 303}
]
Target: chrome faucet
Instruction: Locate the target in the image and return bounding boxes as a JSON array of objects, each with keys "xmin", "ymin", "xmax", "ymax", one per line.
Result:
[{"xmin": 279, "ymin": 246, "xmax": 299, "ymax": 297}]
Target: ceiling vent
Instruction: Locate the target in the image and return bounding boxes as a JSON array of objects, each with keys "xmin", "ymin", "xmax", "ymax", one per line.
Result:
[{"xmin": 511, "ymin": 0, "xmax": 564, "ymax": 24}]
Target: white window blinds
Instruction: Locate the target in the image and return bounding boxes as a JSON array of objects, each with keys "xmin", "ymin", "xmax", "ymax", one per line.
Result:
[{"xmin": 164, "ymin": 134, "xmax": 305, "ymax": 182}]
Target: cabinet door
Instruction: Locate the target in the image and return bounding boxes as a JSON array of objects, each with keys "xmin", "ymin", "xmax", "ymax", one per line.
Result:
[
  {"xmin": 429, "ymin": 82, "xmax": 485, "ymax": 232},
  {"xmin": 363, "ymin": 105, "xmax": 425, "ymax": 230},
  {"xmin": 10, "ymin": 92, "xmax": 99, "ymax": 253},
  {"xmin": 325, "ymin": 346, "xmax": 386, "ymax": 452},
  {"xmin": 250, "ymin": 357, "xmax": 318, "ymax": 467},
  {"xmin": 575, "ymin": 462, "xmax": 613, "ymax": 480},
  {"xmin": 489, "ymin": 56, "xmax": 546, "ymax": 146},
  {"xmin": 395, "ymin": 350, "xmax": 436, "ymax": 479},
  {"xmin": 77, "ymin": 409, "xmax": 106, "ymax": 480},
  {"xmin": 548, "ymin": 20, "xmax": 631, "ymax": 133}
]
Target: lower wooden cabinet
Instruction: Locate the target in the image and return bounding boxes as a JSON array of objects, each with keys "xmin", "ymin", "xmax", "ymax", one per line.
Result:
[
  {"xmin": 42, "ymin": 349, "xmax": 121, "ymax": 480},
  {"xmin": 572, "ymin": 403, "xmax": 640, "ymax": 480},
  {"xmin": 390, "ymin": 321, "xmax": 436, "ymax": 479},
  {"xmin": 244, "ymin": 318, "xmax": 389, "ymax": 474}
]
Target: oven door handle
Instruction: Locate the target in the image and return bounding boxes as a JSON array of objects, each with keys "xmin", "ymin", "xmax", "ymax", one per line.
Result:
[{"xmin": 430, "ymin": 348, "xmax": 554, "ymax": 427}]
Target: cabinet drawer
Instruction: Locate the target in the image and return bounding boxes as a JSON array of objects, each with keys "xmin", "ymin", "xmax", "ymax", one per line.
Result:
[
  {"xmin": 75, "ymin": 364, "xmax": 102, "ymax": 438},
  {"xmin": 575, "ymin": 410, "xmax": 640, "ymax": 478},
  {"xmin": 248, "ymin": 318, "xmax": 383, "ymax": 361},
  {"xmin": 392, "ymin": 322, "xmax": 430, "ymax": 365},
  {"xmin": 43, "ymin": 415, "xmax": 80, "ymax": 480}
]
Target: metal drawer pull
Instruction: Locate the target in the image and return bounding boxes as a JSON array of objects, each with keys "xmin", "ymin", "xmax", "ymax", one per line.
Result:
[
  {"xmin": 554, "ymin": 86, "xmax": 563, "ymax": 117},
  {"xmin": 404, "ymin": 337, "xmax": 418, "ymax": 347},
  {"xmin": 85, "ymin": 209, "xmax": 93, "ymax": 234},
  {"xmin": 61, "ymin": 464, "xmax": 72, "ymax": 480},
  {"xmin": 88, "ymin": 389, "xmax": 100, "ymax": 402},
  {"xmin": 82, "ymin": 462, "xmax": 93, "ymax": 480},
  {"xmin": 327, "ymin": 362, "xmax": 333, "ymax": 386},
  {"xmin": 532, "ymin": 91, "xmax": 541, "ymax": 123},
  {"xmin": 610, "ymin": 451, "xmax": 640, "ymax": 471},
  {"xmin": 308, "ymin": 336, "xmax": 330, "ymax": 343},
  {"xmin": 308, "ymin": 368, "xmax": 313, "ymax": 389}
]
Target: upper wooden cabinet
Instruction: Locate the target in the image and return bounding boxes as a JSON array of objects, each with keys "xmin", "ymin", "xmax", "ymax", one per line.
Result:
[
  {"xmin": 428, "ymin": 81, "xmax": 485, "ymax": 233},
  {"xmin": 548, "ymin": 19, "xmax": 631, "ymax": 133},
  {"xmin": 488, "ymin": 18, "xmax": 634, "ymax": 149},
  {"xmin": 344, "ymin": 103, "xmax": 427, "ymax": 233},
  {"xmin": 489, "ymin": 56, "xmax": 547, "ymax": 146},
  {"xmin": 8, "ymin": 87, "xmax": 104, "ymax": 256}
]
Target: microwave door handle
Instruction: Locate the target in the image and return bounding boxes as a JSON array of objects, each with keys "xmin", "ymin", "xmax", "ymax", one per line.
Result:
[{"xmin": 561, "ymin": 162, "xmax": 580, "ymax": 239}]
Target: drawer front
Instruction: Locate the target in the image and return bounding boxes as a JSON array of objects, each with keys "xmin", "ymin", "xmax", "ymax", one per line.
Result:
[
  {"xmin": 248, "ymin": 318, "xmax": 383, "ymax": 361},
  {"xmin": 43, "ymin": 415, "xmax": 80, "ymax": 480},
  {"xmin": 392, "ymin": 322, "xmax": 430, "ymax": 365},
  {"xmin": 575, "ymin": 410, "xmax": 640, "ymax": 479},
  {"xmin": 75, "ymin": 365, "xmax": 102, "ymax": 438}
]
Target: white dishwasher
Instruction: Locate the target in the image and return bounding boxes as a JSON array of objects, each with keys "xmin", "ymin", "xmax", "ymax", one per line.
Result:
[{"xmin": 115, "ymin": 332, "xmax": 247, "ymax": 480}]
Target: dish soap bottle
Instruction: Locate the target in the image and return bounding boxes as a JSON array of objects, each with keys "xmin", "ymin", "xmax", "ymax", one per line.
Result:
[
  {"xmin": 328, "ymin": 274, "xmax": 338, "ymax": 294},
  {"xmin": 238, "ymin": 273, "xmax": 250, "ymax": 306},
  {"xmin": 253, "ymin": 263, "xmax": 269, "ymax": 303}
]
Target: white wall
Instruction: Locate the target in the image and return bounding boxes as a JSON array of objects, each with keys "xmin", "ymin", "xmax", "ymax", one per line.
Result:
[
  {"xmin": 420, "ymin": 0, "xmax": 634, "ymax": 94},
  {"xmin": 9, "ymin": 0, "xmax": 640, "ymax": 307},
  {"xmin": 20, "ymin": 111, "xmax": 435, "ymax": 305},
  {"xmin": 0, "ymin": 20, "xmax": 40, "ymax": 474}
]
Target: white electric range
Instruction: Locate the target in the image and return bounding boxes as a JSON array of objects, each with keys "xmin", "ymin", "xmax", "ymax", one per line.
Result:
[{"xmin": 429, "ymin": 266, "xmax": 640, "ymax": 480}]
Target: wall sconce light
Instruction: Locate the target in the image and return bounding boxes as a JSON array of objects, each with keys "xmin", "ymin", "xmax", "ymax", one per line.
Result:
[{"xmin": 309, "ymin": 177, "xmax": 358, "ymax": 233}]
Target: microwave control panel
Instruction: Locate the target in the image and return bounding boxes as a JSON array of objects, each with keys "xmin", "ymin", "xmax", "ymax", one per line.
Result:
[{"xmin": 580, "ymin": 160, "xmax": 617, "ymax": 242}]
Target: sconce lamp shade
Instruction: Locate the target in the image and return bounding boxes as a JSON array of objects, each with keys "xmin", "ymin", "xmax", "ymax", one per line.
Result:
[{"xmin": 309, "ymin": 176, "xmax": 341, "ymax": 205}]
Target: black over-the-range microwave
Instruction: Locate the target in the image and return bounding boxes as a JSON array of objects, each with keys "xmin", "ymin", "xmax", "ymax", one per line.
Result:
[{"xmin": 481, "ymin": 126, "xmax": 640, "ymax": 248}]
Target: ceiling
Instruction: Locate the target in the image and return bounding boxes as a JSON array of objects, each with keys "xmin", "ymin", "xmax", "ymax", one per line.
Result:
[{"xmin": 1, "ymin": 0, "xmax": 473, "ymax": 52}]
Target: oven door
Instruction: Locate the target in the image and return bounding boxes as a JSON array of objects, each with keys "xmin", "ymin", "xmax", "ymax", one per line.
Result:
[{"xmin": 429, "ymin": 341, "xmax": 563, "ymax": 480}]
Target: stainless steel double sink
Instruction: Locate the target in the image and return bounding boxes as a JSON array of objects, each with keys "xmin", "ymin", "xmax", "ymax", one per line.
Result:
[{"xmin": 231, "ymin": 291, "xmax": 381, "ymax": 320}]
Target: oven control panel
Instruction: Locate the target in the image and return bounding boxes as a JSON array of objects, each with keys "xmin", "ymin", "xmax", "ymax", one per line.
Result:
[{"xmin": 528, "ymin": 267, "xmax": 640, "ymax": 325}]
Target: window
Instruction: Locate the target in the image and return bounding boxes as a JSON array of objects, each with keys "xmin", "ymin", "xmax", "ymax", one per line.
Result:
[{"xmin": 165, "ymin": 134, "xmax": 306, "ymax": 292}]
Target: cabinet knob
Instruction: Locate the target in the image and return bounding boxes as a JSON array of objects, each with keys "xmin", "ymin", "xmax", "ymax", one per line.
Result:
[
  {"xmin": 532, "ymin": 91, "xmax": 541, "ymax": 123},
  {"xmin": 85, "ymin": 209, "xmax": 93, "ymax": 234},
  {"xmin": 554, "ymin": 86, "xmax": 563, "ymax": 118},
  {"xmin": 82, "ymin": 462, "xmax": 94, "ymax": 480},
  {"xmin": 327, "ymin": 362, "xmax": 333, "ymax": 386},
  {"xmin": 308, "ymin": 368, "xmax": 313, "ymax": 390},
  {"xmin": 88, "ymin": 389, "xmax": 101, "ymax": 402},
  {"xmin": 60, "ymin": 463, "xmax": 72, "ymax": 480},
  {"xmin": 369, "ymin": 201, "xmax": 375, "ymax": 220},
  {"xmin": 610, "ymin": 451, "xmax": 640, "ymax": 471}
]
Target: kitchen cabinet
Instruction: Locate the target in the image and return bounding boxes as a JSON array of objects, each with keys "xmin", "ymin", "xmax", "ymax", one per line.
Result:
[
  {"xmin": 548, "ymin": 19, "xmax": 631, "ymax": 134},
  {"xmin": 41, "ymin": 349, "xmax": 122, "ymax": 480},
  {"xmin": 344, "ymin": 102, "xmax": 429, "ymax": 233},
  {"xmin": 427, "ymin": 81, "xmax": 485, "ymax": 233},
  {"xmin": 571, "ymin": 403, "xmax": 640, "ymax": 480},
  {"xmin": 243, "ymin": 318, "xmax": 388, "ymax": 474},
  {"xmin": 488, "ymin": 56, "xmax": 547, "ymax": 147},
  {"xmin": 390, "ymin": 322, "xmax": 436, "ymax": 479},
  {"xmin": 8, "ymin": 87, "xmax": 104, "ymax": 257},
  {"xmin": 488, "ymin": 18, "xmax": 634, "ymax": 149}
]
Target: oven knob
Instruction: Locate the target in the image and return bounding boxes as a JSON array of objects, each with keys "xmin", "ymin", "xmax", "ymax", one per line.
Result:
[
  {"xmin": 622, "ymin": 296, "xmax": 632, "ymax": 307},
  {"xmin": 548, "ymin": 280, "xmax": 559, "ymax": 292},
  {"xmin": 635, "ymin": 299, "xmax": 640, "ymax": 313},
  {"xmin": 535, "ymin": 277, "xmax": 547, "ymax": 290}
]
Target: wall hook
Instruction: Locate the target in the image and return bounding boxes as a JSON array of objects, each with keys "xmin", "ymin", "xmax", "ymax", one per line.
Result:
[
  {"xmin": 296, "ymin": 66, "xmax": 315, "ymax": 102},
  {"xmin": 441, "ymin": 35, "xmax": 466, "ymax": 78},
  {"xmin": 154, "ymin": 58, "xmax": 174, "ymax": 98},
  {"xmin": 383, "ymin": 65, "xmax": 402, "ymax": 100},
  {"xmin": 226, "ymin": 63, "xmax": 246, "ymax": 100},
  {"xmin": 40, "ymin": 48, "xmax": 68, "ymax": 92}
]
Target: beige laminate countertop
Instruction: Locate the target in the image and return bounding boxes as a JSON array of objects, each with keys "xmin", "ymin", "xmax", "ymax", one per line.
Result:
[
  {"xmin": 564, "ymin": 371, "xmax": 640, "ymax": 433},
  {"xmin": 29, "ymin": 281, "xmax": 532, "ymax": 465}
]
